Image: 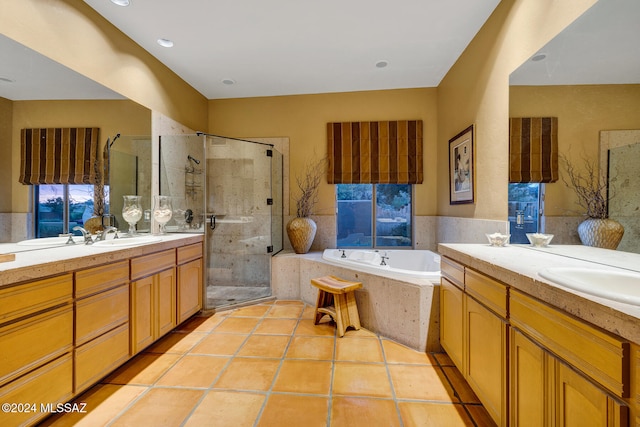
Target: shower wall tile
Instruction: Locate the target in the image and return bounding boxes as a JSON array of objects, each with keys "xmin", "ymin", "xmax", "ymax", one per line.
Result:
[{"xmin": 437, "ymin": 216, "xmax": 509, "ymax": 245}]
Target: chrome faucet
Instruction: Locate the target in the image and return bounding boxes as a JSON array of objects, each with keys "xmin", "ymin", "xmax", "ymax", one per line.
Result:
[
  {"xmin": 97, "ymin": 226, "xmax": 119, "ymax": 241},
  {"xmin": 340, "ymin": 249, "xmax": 346, "ymax": 258},
  {"xmin": 72, "ymin": 226, "xmax": 94, "ymax": 245},
  {"xmin": 380, "ymin": 251, "xmax": 389, "ymax": 266}
]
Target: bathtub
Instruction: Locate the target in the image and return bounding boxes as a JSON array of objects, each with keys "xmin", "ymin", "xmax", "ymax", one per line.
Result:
[{"xmin": 322, "ymin": 249, "xmax": 441, "ymax": 282}]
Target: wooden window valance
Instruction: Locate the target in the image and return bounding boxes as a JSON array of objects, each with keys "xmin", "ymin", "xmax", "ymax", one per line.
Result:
[
  {"xmin": 327, "ymin": 120, "xmax": 423, "ymax": 184},
  {"xmin": 509, "ymin": 117, "xmax": 558, "ymax": 183},
  {"xmin": 19, "ymin": 127, "xmax": 100, "ymax": 185}
]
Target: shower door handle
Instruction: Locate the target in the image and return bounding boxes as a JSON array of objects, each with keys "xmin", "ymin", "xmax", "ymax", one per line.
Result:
[{"xmin": 209, "ymin": 215, "xmax": 216, "ymax": 231}]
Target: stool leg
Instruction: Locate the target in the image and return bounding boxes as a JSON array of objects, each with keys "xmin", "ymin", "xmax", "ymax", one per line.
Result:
[
  {"xmin": 334, "ymin": 293, "xmax": 347, "ymax": 337},
  {"xmin": 345, "ymin": 291, "xmax": 361, "ymax": 331},
  {"xmin": 314, "ymin": 290, "xmax": 333, "ymax": 325}
]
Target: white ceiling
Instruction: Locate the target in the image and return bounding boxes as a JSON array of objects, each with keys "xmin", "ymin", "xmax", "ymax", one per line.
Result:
[{"xmin": 81, "ymin": 0, "xmax": 501, "ymax": 99}]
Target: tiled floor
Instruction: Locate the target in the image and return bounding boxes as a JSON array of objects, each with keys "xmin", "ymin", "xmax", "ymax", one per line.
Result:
[{"xmin": 41, "ymin": 300, "xmax": 495, "ymax": 426}]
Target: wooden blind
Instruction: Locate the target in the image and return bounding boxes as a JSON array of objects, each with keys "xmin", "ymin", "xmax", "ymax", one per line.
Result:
[
  {"xmin": 327, "ymin": 120, "xmax": 423, "ymax": 184},
  {"xmin": 509, "ymin": 117, "xmax": 558, "ymax": 183},
  {"xmin": 19, "ymin": 128, "xmax": 100, "ymax": 185}
]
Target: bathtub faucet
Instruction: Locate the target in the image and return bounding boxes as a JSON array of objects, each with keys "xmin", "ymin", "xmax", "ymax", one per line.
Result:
[
  {"xmin": 340, "ymin": 249, "xmax": 346, "ymax": 258},
  {"xmin": 380, "ymin": 252, "xmax": 388, "ymax": 266}
]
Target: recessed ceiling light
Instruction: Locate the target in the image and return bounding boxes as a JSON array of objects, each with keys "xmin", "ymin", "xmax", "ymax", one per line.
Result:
[
  {"xmin": 157, "ymin": 38, "xmax": 174, "ymax": 48},
  {"xmin": 222, "ymin": 79, "xmax": 236, "ymax": 85},
  {"xmin": 110, "ymin": 0, "xmax": 131, "ymax": 6},
  {"xmin": 375, "ymin": 60, "xmax": 389, "ymax": 68},
  {"xmin": 531, "ymin": 53, "xmax": 547, "ymax": 62}
]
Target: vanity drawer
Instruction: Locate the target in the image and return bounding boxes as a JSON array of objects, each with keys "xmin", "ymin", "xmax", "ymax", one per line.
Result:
[
  {"xmin": 0, "ymin": 273, "xmax": 72, "ymax": 325},
  {"xmin": 75, "ymin": 261, "xmax": 129, "ymax": 298},
  {"xmin": 0, "ymin": 305, "xmax": 73, "ymax": 386},
  {"xmin": 510, "ymin": 289, "xmax": 629, "ymax": 398},
  {"xmin": 75, "ymin": 284, "xmax": 129, "ymax": 346},
  {"xmin": 177, "ymin": 242, "xmax": 203, "ymax": 265},
  {"xmin": 0, "ymin": 353, "xmax": 73, "ymax": 427},
  {"xmin": 465, "ymin": 268, "xmax": 508, "ymax": 318},
  {"xmin": 75, "ymin": 322, "xmax": 129, "ymax": 394},
  {"xmin": 131, "ymin": 249, "xmax": 175, "ymax": 280},
  {"xmin": 441, "ymin": 256, "xmax": 464, "ymax": 289}
]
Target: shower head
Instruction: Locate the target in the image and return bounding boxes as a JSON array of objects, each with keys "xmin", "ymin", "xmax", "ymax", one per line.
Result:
[
  {"xmin": 187, "ymin": 155, "xmax": 201, "ymax": 165},
  {"xmin": 109, "ymin": 133, "xmax": 121, "ymax": 147}
]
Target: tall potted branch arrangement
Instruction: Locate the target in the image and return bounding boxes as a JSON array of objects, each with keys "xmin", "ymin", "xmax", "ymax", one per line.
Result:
[
  {"xmin": 287, "ymin": 156, "xmax": 326, "ymax": 254},
  {"xmin": 560, "ymin": 153, "xmax": 624, "ymax": 249}
]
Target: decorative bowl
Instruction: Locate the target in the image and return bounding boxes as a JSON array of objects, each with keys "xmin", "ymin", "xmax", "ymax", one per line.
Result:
[
  {"xmin": 485, "ymin": 233, "xmax": 510, "ymax": 247},
  {"xmin": 526, "ymin": 233, "xmax": 554, "ymax": 247}
]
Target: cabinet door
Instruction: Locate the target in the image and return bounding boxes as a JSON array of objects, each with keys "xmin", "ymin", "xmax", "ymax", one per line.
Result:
[
  {"xmin": 177, "ymin": 258, "xmax": 202, "ymax": 324},
  {"xmin": 156, "ymin": 267, "xmax": 176, "ymax": 338},
  {"xmin": 131, "ymin": 276, "xmax": 153, "ymax": 354},
  {"xmin": 510, "ymin": 328, "xmax": 550, "ymax": 427},
  {"xmin": 555, "ymin": 360, "xmax": 628, "ymax": 427},
  {"xmin": 440, "ymin": 277, "xmax": 464, "ymax": 370},
  {"xmin": 465, "ymin": 295, "xmax": 507, "ymax": 426}
]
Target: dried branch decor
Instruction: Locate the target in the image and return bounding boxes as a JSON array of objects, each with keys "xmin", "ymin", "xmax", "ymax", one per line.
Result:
[
  {"xmin": 560, "ymin": 152, "xmax": 612, "ymax": 219},
  {"xmin": 294, "ymin": 156, "xmax": 327, "ymax": 218}
]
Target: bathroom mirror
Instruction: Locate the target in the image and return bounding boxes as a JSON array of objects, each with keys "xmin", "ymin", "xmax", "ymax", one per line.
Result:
[
  {"xmin": 509, "ymin": 0, "xmax": 640, "ymax": 252},
  {"xmin": 0, "ymin": 34, "xmax": 152, "ymax": 243}
]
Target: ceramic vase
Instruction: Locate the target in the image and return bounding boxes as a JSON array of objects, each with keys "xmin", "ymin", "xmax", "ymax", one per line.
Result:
[
  {"xmin": 577, "ymin": 218, "xmax": 624, "ymax": 250},
  {"xmin": 286, "ymin": 217, "xmax": 317, "ymax": 254}
]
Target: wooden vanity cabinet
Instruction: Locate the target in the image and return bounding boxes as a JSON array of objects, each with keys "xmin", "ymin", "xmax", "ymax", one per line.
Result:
[
  {"xmin": 177, "ymin": 243, "xmax": 203, "ymax": 324},
  {"xmin": 440, "ymin": 257, "xmax": 465, "ymax": 369},
  {"xmin": 130, "ymin": 249, "xmax": 176, "ymax": 355}
]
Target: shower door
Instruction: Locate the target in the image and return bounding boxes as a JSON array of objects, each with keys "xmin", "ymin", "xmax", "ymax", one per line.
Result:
[{"xmin": 205, "ymin": 136, "xmax": 276, "ymax": 308}]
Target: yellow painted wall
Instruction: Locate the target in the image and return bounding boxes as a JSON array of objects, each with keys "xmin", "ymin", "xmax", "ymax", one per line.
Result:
[
  {"xmin": 11, "ymin": 100, "xmax": 151, "ymax": 212},
  {"xmin": 0, "ymin": 0, "xmax": 207, "ymax": 130},
  {"xmin": 510, "ymin": 84, "xmax": 640, "ymax": 216},
  {"xmin": 208, "ymin": 88, "xmax": 438, "ymax": 217},
  {"xmin": 0, "ymin": 97, "xmax": 12, "ymax": 212},
  {"xmin": 437, "ymin": 0, "xmax": 597, "ymax": 220}
]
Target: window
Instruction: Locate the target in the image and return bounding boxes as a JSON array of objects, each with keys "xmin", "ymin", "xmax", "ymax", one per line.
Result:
[
  {"xmin": 337, "ymin": 184, "xmax": 412, "ymax": 248},
  {"xmin": 34, "ymin": 184, "xmax": 108, "ymax": 237},
  {"xmin": 508, "ymin": 183, "xmax": 544, "ymax": 243}
]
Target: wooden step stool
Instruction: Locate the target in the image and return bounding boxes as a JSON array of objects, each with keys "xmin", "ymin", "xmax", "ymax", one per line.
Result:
[{"xmin": 311, "ymin": 275, "xmax": 362, "ymax": 337}]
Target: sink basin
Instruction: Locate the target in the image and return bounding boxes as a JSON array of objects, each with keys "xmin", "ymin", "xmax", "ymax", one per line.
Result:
[
  {"xmin": 91, "ymin": 236, "xmax": 162, "ymax": 247},
  {"xmin": 17, "ymin": 236, "xmax": 83, "ymax": 246},
  {"xmin": 539, "ymin": 267, "xmax": 640, "ymax": 306}
]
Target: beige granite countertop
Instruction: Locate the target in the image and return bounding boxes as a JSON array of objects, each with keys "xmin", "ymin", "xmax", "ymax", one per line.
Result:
[
  {"xmin": 438, "ymin": 243, "xmax": 640, "ymax": 345},
  {"xmin": 0, "ymin": 233, "xmax": 203, "ymax": 287}
]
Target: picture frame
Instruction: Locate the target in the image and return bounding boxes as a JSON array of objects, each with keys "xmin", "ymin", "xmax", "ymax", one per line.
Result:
[{"xmin": 449, "ymin": 125, "xmax": 474, "ymax": 204}]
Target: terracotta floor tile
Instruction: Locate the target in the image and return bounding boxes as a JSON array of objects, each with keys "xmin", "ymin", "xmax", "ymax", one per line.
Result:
[
  {"xmin": 442, "ymin": 366, "xmax": 481, "ymax": 404},
  {"xmin": 382, "ymin": 340, "xmax": 435, "ymax": 365},
  {"xmin": 272, "ymin": 360, "xmax": 332, "ymax": 394},
  {"xmin": 189, "ymin": 333, "xmax": 248, "ymax": 356},
  {"xmin": 110, "ymin": 388, "xmax": 204, "ymax": 427},
  {"xmin": 155, "ymin": 355, "xmax": 230, "ymax": 388},
  {"xmin": 229, "ymin": 304, "xmax": 271, "ymax": 317},
  {"xmin": 104, "ymin": 353, "xmax": 181, "ymax": 385},
  {"xmin": 145, "ymin": 331, "xmax": 206, "ymax": 354},
  {"xmin": 213, "ymin": 357, "xmax": 280, "ymax": 391},
  {"xmin": 41, "ymin": 384, "xmax": 146, "ymax": 427},
  {"xmin": 174, "ymin": 314, "xmax": 224, "ymax": 333},
  {"xmin": 266, "ymin": 304, "xmax": 304, "ymax": 318},
  {"xmin": 465, "ymin": 404, "xmax": 497, "ymax": 426},
  {"xmin": 295, "ymin": 318, "xmax": 336, "ymax": 337},
  {"xmin": 253, "ymin": 318, "xmax": 298, "ymax": 335},
  {"xmin": 333, "ymin": 362, "xmax": 393, "ymax": 398},
  {"xmin": 214, "ymin": 316, "xmax": 261, "ymax": 333},
  {"xmin": 399, "ymin": 401, "xmax": 474, "ymax": 427},
  {"xmin": 257, "ymin": 394, "xmax": 328, "ymax": 427},
  {"xmin": 433, "ymin": 352, "xmax": 456, "ymax": 366},
  {"xmin": 286, "ymin": 336, "xmax": 335, "ymax": 360},
  {"xmin": 183, "ymin": 390, "xmax": 265, "ymax": 427},
  {"xmin": 236, "ymin": 334, "xmax": 291, "ymax": 358},
  {"xmin": 331, "ymin": 397, "xmax": 401, "ymax": 427},
  {"xmin": 301, "ymin": 305, "xmax": 316, "ymax": 319},
  {"xmin": 336, "ymin": 337, "xmax": 384, "ymax": 363},
  {"xmin": 388, "ymin": 365, "xmax": 457, "ymax": 402}
]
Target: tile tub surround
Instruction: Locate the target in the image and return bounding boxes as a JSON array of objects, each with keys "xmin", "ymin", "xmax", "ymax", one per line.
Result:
[
  {"xmin": 438, "ymin": 243, "xmax": 640, "ymax": 344},
  {"xmin": 271, "ymin": 252, "xmax": 441, "ymax": 353},
  {"xmin": 40, "ymin": 300, "xmax": 492, "ymax": 427},
  {"xmin": 0, "ymin": 233, "xmax": 203, "ymax": 287}
]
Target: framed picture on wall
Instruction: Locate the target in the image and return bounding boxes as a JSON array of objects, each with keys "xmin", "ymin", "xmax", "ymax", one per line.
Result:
[{"xmin": 449, "ymin": 125, "xmax": 474, "ymax": 204}]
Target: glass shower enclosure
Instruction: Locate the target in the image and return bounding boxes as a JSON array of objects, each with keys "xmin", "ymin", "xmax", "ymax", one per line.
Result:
[{"xmin": 160, "ymin": 134, "xmax": 283, "ymax": 310}]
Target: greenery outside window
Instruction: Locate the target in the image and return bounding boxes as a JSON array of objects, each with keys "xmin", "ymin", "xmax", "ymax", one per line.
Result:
[
  {"xmin": 34, "ymin": 185, "xmax": 108, "ymax": 238},
  {"xmin": 337, "ymin": 184, "xmax": 412, "ymax": 248}
]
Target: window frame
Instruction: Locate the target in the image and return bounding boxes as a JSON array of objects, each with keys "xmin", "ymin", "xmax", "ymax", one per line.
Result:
[{"xmin": 32, "ymin": 184, "xmax": 99, "ymax": 237}]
